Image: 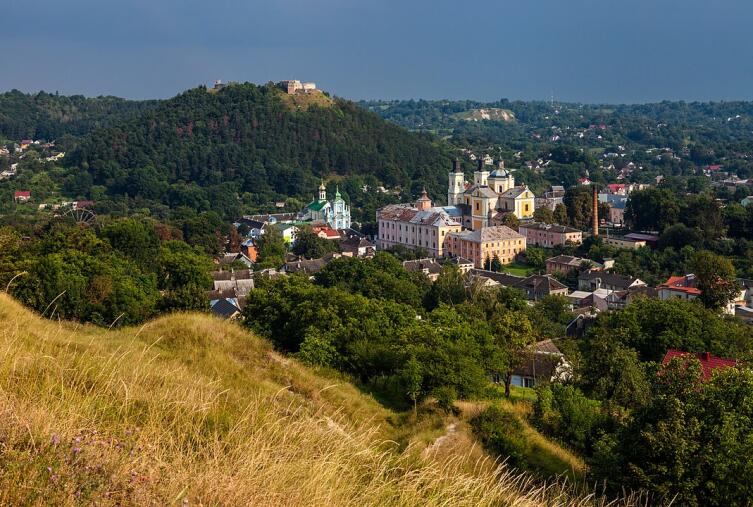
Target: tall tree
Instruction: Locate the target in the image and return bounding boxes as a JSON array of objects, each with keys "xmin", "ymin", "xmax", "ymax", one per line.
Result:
[
  {"xmin": 533, "ymin": 206, "xmax": 555, "ymax": 224},
  {"xmin": 490, "ymin": 308, "xmax": 535, "ymax": 397},
  {"xmin": 256, "ymin": 226, "xmax": 287, "ymax": 269},
  {"xmin": 693, "ymin": 250, "xmax": 740, "ymax": 311}
]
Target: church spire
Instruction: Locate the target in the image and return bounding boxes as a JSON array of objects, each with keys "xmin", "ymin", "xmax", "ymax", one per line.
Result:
[
  {"xmin": 318, "ymin": 180, "xmax": 327, "ymax": 201},
  {"xmin": 416, "ymin": 187, "xmax": 432, "ymax": 210}
]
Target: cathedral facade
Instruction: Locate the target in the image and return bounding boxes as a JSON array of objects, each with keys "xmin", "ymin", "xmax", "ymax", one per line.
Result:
[{"xmin": 448, "ymin": 159, "xmax": 535, "ymax": 230}]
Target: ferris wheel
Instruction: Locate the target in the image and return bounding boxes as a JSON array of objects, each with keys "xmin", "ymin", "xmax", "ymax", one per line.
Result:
[{"xmin": 61, "ymin": 207, "xmax": 97, "ymax": 226}]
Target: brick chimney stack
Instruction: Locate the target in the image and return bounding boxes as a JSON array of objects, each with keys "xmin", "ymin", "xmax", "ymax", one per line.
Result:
[{"xmin": 592, "ymin": 185, "xmax": 599, "ymax": 237}]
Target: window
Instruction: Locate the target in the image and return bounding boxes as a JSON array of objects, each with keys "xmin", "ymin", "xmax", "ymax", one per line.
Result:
[
  {"xmin": 525, "ymin": 204, "xmax": 530, "ymax": 212},
  {"xmin": 476, "ymin": 202, "xmax": 480, "ymax": 211},
  {"xmin": 524, "ymin": 378, "xmax": 535, "ymax": 388}
]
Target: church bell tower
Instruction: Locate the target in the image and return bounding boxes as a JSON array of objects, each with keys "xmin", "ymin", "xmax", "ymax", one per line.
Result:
[{"xmin": 448, "ymin": 160, "xmax": 465, "ymax": 206}]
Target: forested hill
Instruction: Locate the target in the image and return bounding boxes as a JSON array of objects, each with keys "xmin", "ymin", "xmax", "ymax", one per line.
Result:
[
  {"xmin": 63, "ymin": 83, "xmax": 458, "ymax": 213},
  {"xmin": 0, "ymin": 90, "xmax": 158, "ymax": 140}
]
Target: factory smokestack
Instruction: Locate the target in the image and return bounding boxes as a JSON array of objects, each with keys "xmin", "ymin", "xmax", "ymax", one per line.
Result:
[{"xmin": 592, "ymin": 185, "xmax": 599, "ymax": 237}]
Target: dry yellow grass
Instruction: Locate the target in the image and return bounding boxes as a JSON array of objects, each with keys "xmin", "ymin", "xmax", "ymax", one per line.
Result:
[
  {"xmin": 276, "ymin": 89, "xmax": 335, "ymax": 112},
  {"xmin": 0, "ymin": 294, "xmax": 647, "ymax": 506}
]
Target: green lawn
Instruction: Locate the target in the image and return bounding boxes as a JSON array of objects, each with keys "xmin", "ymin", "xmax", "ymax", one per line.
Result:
[{"xmin": 501, "ymin": 263, "xmax": 535, "ymax": 276}]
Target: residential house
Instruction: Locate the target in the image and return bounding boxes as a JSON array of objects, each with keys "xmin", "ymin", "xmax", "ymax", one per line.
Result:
[
  {"xmin": 236, "ymin": 218, "xmax": 268, "ymax": 239},
  {"xmin": 210, "ymin": 298, "xmax": 244, "ymax": 319},
  {"xmin": 623, "ymin": 233, "xmax": 659, "ymax": 248},
  {"xmin": 657, "ymin": 275, "xmax": 701, "ymax": 302},
  {"xmin": 606, "ymin": 183, "xmax": 627, "ymax": 195},
  {"xmin": 515, "ymin": 275, "xmax": 569, "ymax": 301},
  {"xmin": 566, "ymin": 312, "xmax": 598, "ymax": 338},
  {"xmin": 578, "ymin": 271, "xmax": 646, "ymax": 292},
  {"xmin": 510, "ymin": 340, "xmax": 572, "ymax": 389},
  {"xmin": 446, "ymin": 226, "xmax": 526, "ymax": 269},
  {"xmin": 211, "ymin": 269, "xmax": 255, "ymax": 297},
  {"xmin": 609, "ymin": 200, "xmax": 627, "ymax": 226},
  {"xmin": 469, "ymin": 270, "xmax": 568, "ymax": 301},
  {"xmin": 240, "ymin": 239, "xmax": 258, "ymax": 262},
  {"xmin": 602, "ymin": 235, "xmax": 647, "ymax": 250},
  {"xmin": 217, "ymin": 252, "xmax": 254, "ymax": 268},
  {"xmin": 535, "ymin": 185, "xmax": 566, "ymax": 211},
  {"xmin": 518, "ymin": 222, "xmax": 583, "ymax": 248},
  {"xmin": 661, "ymin": 350, "xmax": 737, "ymax": 380},
  {"xmin": 340, "ymin": 236, "xmax": 376, "ymax": 258},
  {"xmin": 403, "ymin": 258, "xmax": 444, "ymax": 281},
  {"xmin": 741, "ymin": 196, "xmax": 753, "ymax": 207},
  {"xmin": 605, "ymin": 286, "xmax": 658, "ymax": 310},
  {"xmin": 312, "ymin": 225, "xmax": 340, "ymax": 240},
  {"xmin": 546, "ymin": 255, "xmax": 606, "ymax": 275},
  {"xmin": 244, "ymin": 213, "xmax": 297, "ymax": 224},
  {"xmin": 449, "ymin": 257, "xmax": 474, "ymax": 274},
  {"xmin": 283, "ymin": 253, "xmax": 341, "ymax": 276},
  {"xmin": 735, "ymin": 305, "xmax": 753, "ymax": 324},
  {"xmin": 468, "ymin": 270, "xmax": 525, "ymax": 287},
  {"xmin": 465, "ymin": 272, "xmax": 501, "ymax": 289},
  {"xmin": 735, "ymin": 279, "xmax": 753, "ymax": 307},
  {"xmin": 13, "ymin": 191, "xmax": 31, "ymax": 203},
  {"xmin": 275, "ymin": 223, "xmax": 298, "ymax": 244}
]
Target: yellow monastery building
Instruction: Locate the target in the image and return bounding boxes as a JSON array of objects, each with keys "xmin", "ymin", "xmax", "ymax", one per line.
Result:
[{"xmin": 448, "ymin": 159, "xmax": 535, "ymax": 229}]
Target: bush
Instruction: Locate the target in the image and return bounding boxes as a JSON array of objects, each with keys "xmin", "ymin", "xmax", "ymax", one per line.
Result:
[
  {"xmin": 471, "ymin": 405, "xmax": 528, "ymax": 471},
  {"xmin": 432, "ymin": 385, "xmax": 457, "ymax": 414},
  {"xmin": 533, "ymin": 384, "xmax": 605, "ymax": 453}
]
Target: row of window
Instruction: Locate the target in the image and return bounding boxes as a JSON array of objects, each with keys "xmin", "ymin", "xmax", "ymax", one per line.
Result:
[
  {"xmin": 379, "ymin": 235, "xmax": 437, "ymax": 249},
  {"xmin": 379, "ymin": 221, "xmax": 437, "ymax": 236}
]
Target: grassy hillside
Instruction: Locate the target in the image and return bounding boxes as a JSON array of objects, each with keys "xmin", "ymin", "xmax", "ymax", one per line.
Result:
[{"xmin": 0, "ymin": 293, "xmax": 640, "ymax": 506}]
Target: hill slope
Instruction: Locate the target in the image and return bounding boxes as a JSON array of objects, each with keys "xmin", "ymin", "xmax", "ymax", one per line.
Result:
[
  {"xmin": 62, "ymin": 83, "xmax": 457, "ymax": 211},
  {"xmin": 0, "ymin": 293, "xmax": 608, "ymax": 506},
  {"xmin": 0, "ymin": 90, "xmax": 158, "ymax": 140}
]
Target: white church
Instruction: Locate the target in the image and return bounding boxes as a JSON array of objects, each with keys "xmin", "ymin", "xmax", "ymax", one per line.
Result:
[{"xmin": 298, "ymin": 181, "xmax": 351, "ymax": 229}]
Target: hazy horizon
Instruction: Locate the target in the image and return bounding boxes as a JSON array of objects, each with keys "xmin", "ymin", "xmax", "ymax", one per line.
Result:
[{"xmin": 3, "ymin": 0, "xmax": 753, "ymax": 104}]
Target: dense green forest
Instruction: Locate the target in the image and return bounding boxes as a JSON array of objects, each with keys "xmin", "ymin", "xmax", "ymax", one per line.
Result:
[
  {"xmin": 58, "ymin": 83, "xmax": 458, "ymax": 217},
  {"xmin": 0, "ymin": 90, "xmax": 158, "ymax": 140}
]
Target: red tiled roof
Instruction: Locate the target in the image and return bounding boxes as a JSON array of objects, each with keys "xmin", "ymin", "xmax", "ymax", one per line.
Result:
[
  {"xmin": 607, "ymin": 184, "xmax": 625, "ymax": 192},
  {"xmin": 14, "ymin": 191, "xmax": 30, "ymax": 198},
  {"xmin": 706, "ymin": 165, "xmax": 723, "ymax": 171},
  {"xmin": 312, "ymin": 226, "xmax": 340, "ymax": 239},
  {"xmin": 662, "ymin": 349, "xmax": 737, "ymax": 380},
  {"xmin": 658, "ymin": 275, "xmax": 702, "ymax": 295}
]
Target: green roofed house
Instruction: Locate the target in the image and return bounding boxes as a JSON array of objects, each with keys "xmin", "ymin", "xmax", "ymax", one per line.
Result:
[{"xmin": 298, "ymin": 181, "xmax": 351, "ymax": 229}]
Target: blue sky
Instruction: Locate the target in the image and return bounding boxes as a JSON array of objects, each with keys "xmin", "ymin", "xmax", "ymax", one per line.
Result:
[{"xmin": 2, "ymin": 0, "xmax": 753, "ymax": 103}]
